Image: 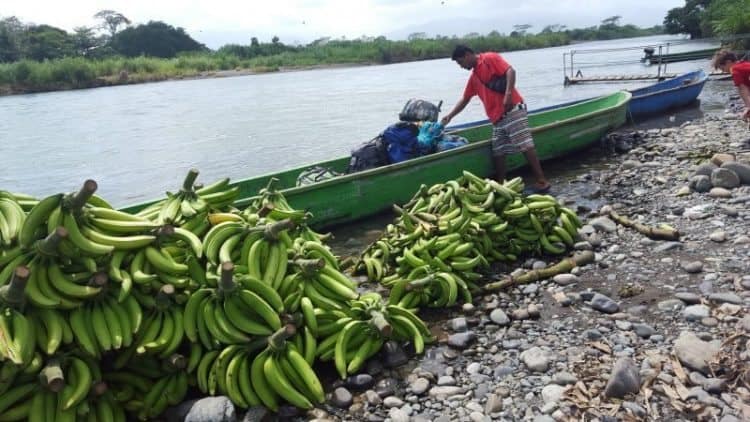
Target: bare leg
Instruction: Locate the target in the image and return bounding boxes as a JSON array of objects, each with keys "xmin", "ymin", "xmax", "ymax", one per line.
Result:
[
  {"xmin": 522, "ymin": 148, "xmax": 550, "ymax": 188},
  {"xmin": 492, "ymin": 154, "xmax": 507, "ymax": 182}
]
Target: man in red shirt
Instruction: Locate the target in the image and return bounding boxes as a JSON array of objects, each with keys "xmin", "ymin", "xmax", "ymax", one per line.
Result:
[
  {"xmin": 441, "ymin": 45, "xmax": 550, "ymax": 192},
  {"xmin": 713, "ymin": 50, "xmax": 750, "ymax": 120}
]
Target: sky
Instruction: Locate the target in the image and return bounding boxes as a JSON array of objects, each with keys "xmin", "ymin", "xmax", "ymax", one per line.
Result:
[{"xmin": 3, "ymin": 0, "xmax": 686, "ymax": 49}]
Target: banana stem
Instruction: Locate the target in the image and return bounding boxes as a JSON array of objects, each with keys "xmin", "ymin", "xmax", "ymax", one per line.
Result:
[
  {"xmin": 66, "ymin": 180, "xmax": 98, "ymax": 213},
  {"xmin": 294, "ymin": 258, "xmax": 325, "ymax": 277},
  {"xmin": 219, "ymin": 262, "xmax": 236, "ymax": 293},
  {"xmin": 182, "ymin": 169, "xmax": 200, "ymax": 192},
  {"xmin": 482, "ymin": 251, "xmax": 595, "ymax": 292},
  {"xmin": 264, "ymin": 219, "xmax": 296, "ymax": 241},
  {"xmin": 155, "ymin": 284, "xmax": 175, "ymax": 309},
  {"xmin": 0, "ymin": 266, "xmax": 29, "ymax": 306},
  {"xmin": 88, "ymin": 272, "xmax": 109, "ymax": 288},
  {"xmin": 36, "ymin": 227, "xmax": 68, "ymax": 256},
  {"xmin": 164, "ymin": 354, "xmax": 187, "ymax": 371},
  {"xmin": 370, "ymin": 310, "xmax": 392, "ymax": 337},
  {"xmin": 92, "ymin": 381, "xmax": 108, "ymax": 396},
  {"xmin": 258, "ymin": 203, "xmax": 274, "ymax": 218},
  {"xmin": 268, "ymin": 324, "xmax": 296, "ymax": 350},
  {"xmin": 608, "ymin": 210, "xmax": 680, "ymax": 240},
  {"xmin": 156, "ymin": 225, "xmax": 175, "ymax": 238},
  {"xmin": 40, "ymin": 359, "xmax": 65, "ymax": 392}
]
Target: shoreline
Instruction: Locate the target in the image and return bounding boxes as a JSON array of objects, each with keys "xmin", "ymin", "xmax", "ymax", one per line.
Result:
[{"xmin": 0, "ymin": 62, "xmax": 378, "ymax": 97}]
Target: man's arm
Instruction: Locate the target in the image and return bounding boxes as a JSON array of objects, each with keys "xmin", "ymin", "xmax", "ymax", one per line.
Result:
[
  {"xmin": 441, "ymin": 96, "xmax": 471, "ymax": 126},
  {"xmin": 503, "ymin": 67, "xmax": 516, "ymax": 112}
]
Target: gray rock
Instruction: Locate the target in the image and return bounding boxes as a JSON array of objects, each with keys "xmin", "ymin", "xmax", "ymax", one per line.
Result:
[
  {"xmin": 739, "ymin": 314, "xmax": 750, "ymax": 332},
  {"xmin": 533, "ymin": 415, "xmax": 556, "ymax": 422},
  {"xmin": 590, "ymin": 217, "xmax": 617, "ymax": 233},
  {"xmin": 240, "ymin": 407, "xmax": 270, "ymax": 422},
  {"xmin": 674, "ymin": 331, "xmax": 722, "ymax": 374},
  {"xmin": 708, "ymin": 292, "xmax": 744, "ymax": 305},
  {"xmin": 654, "ymin": 241, "xmax": 683, "ymax": 252},
  {"xmin": 484, "ymin": 393, "xmax": 503, "ymax": 414},
  {"xmin": 683, "ymin": 304, "xmax": 711, "ymax": 321},
  {"xmin": 604, "ymin": 358, "xmax": 640, "ymax": 398},
  {"xmin": 710, "ymin": 230, "xmax": 728, "ymax": 243},
  {"xmin": 721, "ymin": 161, "xmax": 750, "ymax": 184},
  {"xmin": 541, "ymin": 384, "xmax": 567, "ymax": 403},
  {"xmin": 689, "ymin": 175, "xmax": 712, "ymax": 193},
  {"xmin": 622, "ymin": 401, "xmax": 647, "ymax": 418},
  {"xmin": 658, "ymin": 299, "xmax": 686, "ymax": 311},
  {"xmin": 345, "ymin": 374, "xmax": 374, "ymax": 391},
  {"xmin": 388, "ymin": 408, "xmax": 410, "ymax": 422},
  {"xmin": 437, "ymin": 375, "xmax": 456, "ymax": 386},
  {"xmin": 365, "ymin": 390, "xmax": 382, "ymax": 405},
  {"xmin": 632, "ymin": 323, "xmax": 656, "ymax": 339},
  {"xmin": 489, "ymin": 309, "xmax": 510, "ymax": 326},
  {"xmin": 552, "ymin": 371, "xmax": 578, "ymax": 385},
  {"xmin": 450, "ymin": 317, "xmax": 468, "ymax": 332},
  {"xmin": 520, "ymin": 347, "xmax": 551, "ymax": 372},
  {"xmin": 590, "ymin": 293, "xmax": 620, "ymax": 314},
  {"xmin": 675, "ymin": 292, "xmax": 701, "ymax": 304},
  {"xmin": 693, "ymin": 163, "xmax": 717, "ymax": 177},
  {"xmin": 711, "ymin": 168, "xmax": 741, "ymax": 189},
  {"xmin": 552, "ymin": 273, "xmax": 579, "ymax": 285},
  {"xmin": 330, "ymin": 387, "xmax": 353, "ymax": 408},
  {"xmin": 411, "ymin": 378, "xmax": 430, "ymax": 395},
  {"xmin": 709, "ymin": 187, "xmax": 733, "ymax": 198},
  {"xmin": 681, "ymin": 261, "xmax": 703, "ymax": 273},
  {"xmin": 383, "ymin": 341, "xmax": 408, "ymax": 368},
  {"xmin": 383, "ymin": 396, "xmax": 404, "ymax": 408},
  {"xmin": 183, "ymin": 397, "xmax": 236, "ymax": 422},
  {"xmin": 583, "ymin": 329, "xmax": 603, "ymax": 340},
  {"xmin": 447, "ymin": 331, "xmax": 476, "ymax": 349},
  {"xmin": 428, "ymin": 386, "xmax": 464, "ymax": 398},
  {"xmin": 375, "ymin": 378, "xmax": 398, "ymax": 397}
]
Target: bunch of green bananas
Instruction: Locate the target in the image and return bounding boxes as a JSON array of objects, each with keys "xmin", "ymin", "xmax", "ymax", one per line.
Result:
[
  {"xmin": 135, "ymin": 169, "xmax": 239, "ymax": 226},
  {"xmin": 0, "ymin": 267, "xmax": 35, "ymax": 365},
  {"xmin": 387, "ymin": 267, "xmax": 471, "ymax": 310},
  {"xmin": 1, "ymin": 355, "xmax": 99, "ymax": 422},
  {"xmin": 280, "ymin": 256, "xmax": 358, "ymax": 315},
  {"xmin": 185, "ymin": 263, "xmax": 284, "ymax": 349},
  {"xmin": 358, "ymin": 171, "xmax": 583, "ymax": 294},
  {"xmin": 248, "ymin": 325, "xmax": 325, "ymax": 412},
  {"xmin": 0, "ymin": 192, "xmax": 27, "ymax": 248}
]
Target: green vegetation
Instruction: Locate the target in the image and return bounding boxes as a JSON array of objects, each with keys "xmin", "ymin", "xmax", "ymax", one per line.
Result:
[
  {"xmin": 0, "ymin": 11, "xmax": 663, "ymax": 95},
  {"xmin": 664, "ymin": 0, "xmax": 750, "ymax": 42}
]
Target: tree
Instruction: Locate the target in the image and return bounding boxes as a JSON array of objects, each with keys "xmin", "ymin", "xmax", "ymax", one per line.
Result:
[
  {"xmin": 512, "ymin": 24, "xmax": 532, "ymax": 35},
  {"xmin": 110, "ymin": 21, "xmax": 206, "ymax": 58},
  {"xmin": 23, "ymin": 25, "xmax": 75, "ymax": 61},
  {"xmin": 251, "ymin": 37, "xmax": 259, "ymax": 47},
  {"xmin": 72, "ymin": 26, "xmax": 104, "ymax": 56},
  {"xmin": 662, "ymin": 0, "xmax": 713, "ymax": 38},
  {"xmin": 271, "ymin": 36, "xmax": 279, "ymax": 44},
  {"xmin": 0, "ymin": 17, "xmax": 24, "ymax": 62},
  {"xmin": 94, "ymin": 10, "xmax": 131, "ymax": 38},
  {"xmin": 601, "ymin": 16, "xmax": 622, "ymax": 27}
]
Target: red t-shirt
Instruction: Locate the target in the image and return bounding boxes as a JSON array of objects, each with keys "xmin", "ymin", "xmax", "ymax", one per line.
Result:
[
  {"xmin": 462, "ymin": 53, "xmax": 524, "ymax": 123},
  {"xmin": 731, "ymin": 61, "xmax": 750, "ymax": 87}
]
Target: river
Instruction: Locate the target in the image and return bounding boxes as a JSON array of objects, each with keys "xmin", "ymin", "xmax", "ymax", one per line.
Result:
[{"xmin": 0, "ymin": 35, "xmax": 735, "ymax": 207}]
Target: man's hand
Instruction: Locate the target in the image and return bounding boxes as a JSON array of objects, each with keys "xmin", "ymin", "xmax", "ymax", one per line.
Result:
[
  {"xmin": 441, "ymin": 115, "xmax": 452, "ymax": 126},
  {"xmin": 503, "ymin": 95, "xmax": 514, "ymax": 113},
  {"xmin": 743, "ymin": 108, "xmax": 750, "ymax": 121}
]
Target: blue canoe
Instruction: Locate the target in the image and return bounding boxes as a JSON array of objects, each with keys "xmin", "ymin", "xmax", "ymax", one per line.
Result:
[{"xmin": 535, "ymin": 69, "xmax": 708, "ymax": 119}]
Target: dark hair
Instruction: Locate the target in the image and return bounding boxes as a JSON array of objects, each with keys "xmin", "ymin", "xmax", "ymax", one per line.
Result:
[
  {"xmin": 712, "ymin": 49, "xmax": 737, "ymax": 69},
  {"xmin": 451, "ymin": 45, "xmax": 474, "ymax": 60}
]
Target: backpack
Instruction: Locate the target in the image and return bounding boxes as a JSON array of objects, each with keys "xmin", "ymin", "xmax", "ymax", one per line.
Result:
[
  {"xmin": 382, "ymin": 122, "xmax": 419, "ymax": 164},
  {"xmin": 399, "ymin": 99, "xmax": 443, "ymax": 122},
  {"xmin": 347, "ymin": 136, "xmax": 389, "ymax": 173}
]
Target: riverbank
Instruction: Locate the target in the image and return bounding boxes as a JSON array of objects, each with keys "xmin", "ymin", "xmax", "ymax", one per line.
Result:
[{"xmin": 270, "ymin": 114, "xmax": 749, "ymax": 421}]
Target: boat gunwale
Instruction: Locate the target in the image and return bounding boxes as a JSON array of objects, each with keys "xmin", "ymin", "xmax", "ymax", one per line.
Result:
[{"xmin": 629, "ymin": 70, "xmax": 708, "ymax": 101}]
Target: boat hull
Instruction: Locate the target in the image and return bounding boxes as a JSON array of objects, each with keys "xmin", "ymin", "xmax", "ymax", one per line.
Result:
[{"xmin": 628, "ymin": 70, "xmax": 708, "ymax": 118}]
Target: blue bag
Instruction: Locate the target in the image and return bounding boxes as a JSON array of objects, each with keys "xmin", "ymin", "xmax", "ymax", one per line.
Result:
[
  {"xmin": 436, "ymin": 134, "xmax": 468, "ymax": 152},
  {"xmin": 382, "ymin": 123, "xmax": 419, "ymax": 164}
]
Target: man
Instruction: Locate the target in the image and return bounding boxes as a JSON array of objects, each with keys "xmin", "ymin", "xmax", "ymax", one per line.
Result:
[
  {"xmin": 441, "ymin": 45, "xmax": 550, "ymax": 192},
  {"xmin": 713, "ymin": 50, "xmax": 750, "ymax": 120}
]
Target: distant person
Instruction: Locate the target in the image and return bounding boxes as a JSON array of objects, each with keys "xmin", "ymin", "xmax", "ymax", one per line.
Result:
[
  {"xmin": 441, "ymin": 45, "xmax": 550, "ymax": 193},
  {"xmin": 713, "ymin": 50, "xmax": 750, "ymax": 120}
]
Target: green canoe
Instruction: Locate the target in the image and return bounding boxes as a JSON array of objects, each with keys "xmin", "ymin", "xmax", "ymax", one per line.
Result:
[{"xmin": 123, "ymin": 91, "xmax": 631, "ymax": 228}]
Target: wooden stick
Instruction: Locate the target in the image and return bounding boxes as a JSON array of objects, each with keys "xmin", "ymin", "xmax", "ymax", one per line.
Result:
[
  {"xmin": 608, "ymin": 210, "xmax": 679, "ymax": 240},
  {"xmin": 482, "ymin": 251, "xmax": 594, "ymax": 292}
]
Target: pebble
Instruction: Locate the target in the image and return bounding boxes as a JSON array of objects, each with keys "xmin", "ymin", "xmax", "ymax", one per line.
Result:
[
  {"xmin": 708, "ymin": 187, "xmax": 733, "ymax": 198},
  {"xmin": 604, "ymin": 358, "xmax": 640, "ymax": 398},
  {"xmin": 682, "ymin": 304, "xmax": 711, "ymax": 321},
  {"xmin": 590, "ymin": 293, "xmax": 620, "ymax": 314},
  {"xmin": 552, "ymin": 273, "xmax": 579, "ymax": 285},
  {"xmin": 330, "ymin": 387, "xmax": 353, "ymax": 408},
  {"xmin": 709, "ymin": 230, "xmax": 727, "ymax": 242},
  {"xmin": 520, "ymin": 347, "xmax": 551, "ymax": 372},
  {"xmin": 383, "ymin": 396, "xmax": 404, "ymax": 408},
  {"xmin": 410, "ymin": 378, "xmax": 430, "ymax": 395},
  {"xmin": 681, "ymin": 261, "xmax": 703, "ymax": 273},
  {"xmin": 675, "ymin": 292, "xmax": 701, "ymax": 304},
  {"xmin": 489, "ymin": 309, "xmax": 510, "ymax": 326}
]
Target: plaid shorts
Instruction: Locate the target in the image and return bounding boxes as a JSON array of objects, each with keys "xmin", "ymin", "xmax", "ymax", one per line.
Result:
[{"xmin": 491, "ymin": 104, "xmax": 535, "ymax": 156}]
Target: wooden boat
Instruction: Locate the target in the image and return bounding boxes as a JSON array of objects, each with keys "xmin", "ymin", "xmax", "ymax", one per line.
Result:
[
  {"xmin": 643, "ymin": 47, "xmax": 719, "ymax": 65},
  {"xmin": 123, "ymin": 91, "xmax": 631, "ymax": 228},
  {"xmin": 627, "ymin": 69, "xmax": 707, "ymax": 118},
  {"xmin": 539, "ymin": 70, "xmax": 707, "ymax": 119}
]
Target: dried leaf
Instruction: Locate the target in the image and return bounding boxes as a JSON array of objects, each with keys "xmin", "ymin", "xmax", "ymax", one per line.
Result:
[
  {"xmin": 590, "ymin": 341, "xmax": 612, "ymax": 354},
  {"xmin": 661, "ymin": 384, "xmax": 681, "ymax": 401},
  {"xmin": 671, "ymin": 355, "xmax": 688, "ymax": 383},
  {"xmin": 674, "ymin": 379, "xmax": 690, "ymax": 401}
]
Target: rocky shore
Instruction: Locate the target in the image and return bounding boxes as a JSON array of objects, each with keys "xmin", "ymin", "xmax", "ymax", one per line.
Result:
[{"xmin": 169, "ymin": 113, "xmax": 750, "ymax": 422}]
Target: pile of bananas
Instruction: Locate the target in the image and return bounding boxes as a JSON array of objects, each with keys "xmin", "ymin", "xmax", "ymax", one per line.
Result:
[
  {"xmin": 0, "ymin": 170, "xmax": 438, "ymax": 419},
  {"xmin": 357, "ymin": 171, "xmax": 583, "ymax": 303}
]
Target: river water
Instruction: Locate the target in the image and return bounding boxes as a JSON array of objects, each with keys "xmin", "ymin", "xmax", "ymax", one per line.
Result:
[{"xmin": 0, "ymin": 35, "xmax": 735, "ymax": 207}]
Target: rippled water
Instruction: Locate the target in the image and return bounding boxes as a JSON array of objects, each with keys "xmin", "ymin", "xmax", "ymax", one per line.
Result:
[{"xmin": 0, "ymin": 35, "xmax": 734, "ymax": 207}]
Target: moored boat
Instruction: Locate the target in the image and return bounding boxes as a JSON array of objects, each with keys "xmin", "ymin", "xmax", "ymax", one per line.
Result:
[{"xmin": 123, "ymin": 91, "xmax": 631, "ymax": 228}]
